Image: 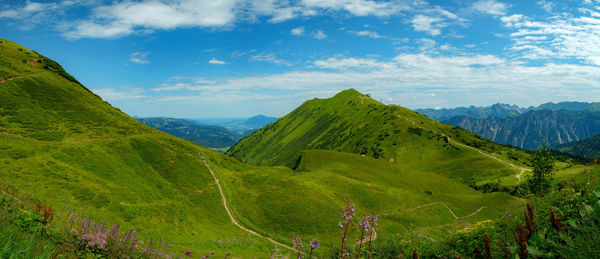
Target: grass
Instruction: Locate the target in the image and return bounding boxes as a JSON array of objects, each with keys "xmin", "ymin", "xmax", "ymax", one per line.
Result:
[
  {"xmin": 207, "ymin": 149, "xmax": 525, "ymax": 249},
  {"xmin": 0, "ymin": 39, "xmax": 276, "ymax": 256}
]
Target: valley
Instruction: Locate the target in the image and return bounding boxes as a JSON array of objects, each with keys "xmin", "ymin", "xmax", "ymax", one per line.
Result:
[{"xmin": 0, "ymin": 38, "xmax": 597, "ymax": 258}]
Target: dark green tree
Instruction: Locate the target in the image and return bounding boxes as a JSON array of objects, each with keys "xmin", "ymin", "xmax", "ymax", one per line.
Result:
[{"xmin": 527, "ymin": 142, "xmax": 555, "ymax": 194}]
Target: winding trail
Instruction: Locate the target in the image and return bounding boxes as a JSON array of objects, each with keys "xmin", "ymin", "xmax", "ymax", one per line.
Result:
[
  {"xmin": 516, "ymin": 169, "xmax": 527, "ymax": 185},
  {"xmin": 407, "ymin": 202, "xmax": 486, "ymax": 220},
  {"xmin": 199, "ymin": 154, "xmax": 297, "ymax": 253},
  {"xmin": 443, "ymin": 135, "xmax": 531, "ymax": 186}
]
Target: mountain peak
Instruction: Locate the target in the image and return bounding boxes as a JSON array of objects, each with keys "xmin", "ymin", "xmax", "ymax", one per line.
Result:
[{"xmin": 332, "ymin": 88, "xmax": 363, "ymax": 99}]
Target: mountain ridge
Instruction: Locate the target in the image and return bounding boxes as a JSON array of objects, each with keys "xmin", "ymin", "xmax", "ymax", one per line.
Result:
[{"xmin": 228, "ymin": 88, "xmax": 531, "ymax": 185}]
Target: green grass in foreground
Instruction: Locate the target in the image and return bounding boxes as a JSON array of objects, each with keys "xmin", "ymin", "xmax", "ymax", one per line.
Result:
[{"xmin": 208, "ymin": 149, "xmax": 525, "ymax": 249}]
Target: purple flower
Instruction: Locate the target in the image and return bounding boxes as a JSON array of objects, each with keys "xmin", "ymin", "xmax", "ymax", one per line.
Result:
[
  {"xmin": 185, "ymin": 251, "xmax": 192, "ymax": 256},
  {"xmin": 293, "ymin": 235, "xmax": 303, "ymax": 250},
  {"xmin": 309, "ymin": 238, "xmax": 320, "ymax": 249}
]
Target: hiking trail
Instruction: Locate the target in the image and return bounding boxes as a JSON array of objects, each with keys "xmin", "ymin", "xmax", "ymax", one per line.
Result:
[{"xmin": 199, "ymin": 154, "xmax": 297, "ymax": 253}]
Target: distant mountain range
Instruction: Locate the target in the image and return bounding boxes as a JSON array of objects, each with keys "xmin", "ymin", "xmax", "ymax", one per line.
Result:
[
  {"xmin": 416, "ymin": 102, "xmax": 600, "ymax": 153},
  {"xmin": 137, "ymin": 115, "xmax": 278, "ymax": 149},
  {"xmin": 444, "ymin": 110, "xmax": 600, "ymax": 150},
  {"xmin": 416, "ymin": 101, "xmax": 600, "ymax": 121},
  {"xmin": 136, "ymin": 117, "xmax": 238, "ymax": 148}
]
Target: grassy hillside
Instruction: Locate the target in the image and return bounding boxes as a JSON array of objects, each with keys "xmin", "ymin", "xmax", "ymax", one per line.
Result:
[
  {"xmin": 228, "ymin": 89, "xmax": 531, "ymax": 185},
  {"xmin": 0, "ymin": 39, "xmax": 561, "ymax": 257},
  {"xmin": 207, "ymin": 149, "xmax": 524, "ymax": 248},
  {"xmin": 0, "ymin": 39, "xmax": 275, "ymax": 256}
]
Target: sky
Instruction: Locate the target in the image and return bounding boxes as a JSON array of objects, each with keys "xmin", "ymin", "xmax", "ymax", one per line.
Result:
[{"xmin": 1, "ymin": 0, "xmax": 600, "ymax": 118}]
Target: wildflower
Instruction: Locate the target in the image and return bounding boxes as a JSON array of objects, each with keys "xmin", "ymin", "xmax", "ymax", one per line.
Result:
[
  {"xmin": 339, "ymin": 195, "xmax": 355, "ymax": 259},
  {"xmin": 185, "ymin": 251, "xmax": 192, "ymax": 256},
  {"xmin": 293, "ymin": 235, "xmax": 304, "ymax": 258}
]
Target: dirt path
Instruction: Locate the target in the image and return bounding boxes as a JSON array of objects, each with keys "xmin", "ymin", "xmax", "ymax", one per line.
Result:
[
  {"xmin": 443, "ymin": 135, "xmax": 531, "ymax": 186},
  {"xmin": 516, "ymin": 169, "xmax": 527, "ymax": 185},
  {"xmin": 0, "ymin": 72, "xmax": 42, "ymax": 83},
  {"xmin": 199, "ymin": 154, "xmax": 297, "ymax": 253},
  {"xmin": 357, "ymin": 228, "xmax": 377, "ymax": 244},
  {"xmin": 408, "ymin": 202, "xmax": 486, "ymax": 220}
]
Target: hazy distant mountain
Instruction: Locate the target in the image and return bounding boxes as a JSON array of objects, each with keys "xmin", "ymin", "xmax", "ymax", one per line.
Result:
[
  {"xmin": 416, "ymin": 103, "xmax": 525, "ymax": 121},
  {"xmin": 416, "ymin": 101, "xmax": 600, "ymax": 121},
  {"xmin": 244, "ymin": 115, "xmax": 278, "ymax": 128},
  {"xmin": 444, "ymin": 110, "xmax": 600, "ymax": 150},
  {"xmin": 137, "ymin": 117, "xmax": 237, "ymax": 148}
]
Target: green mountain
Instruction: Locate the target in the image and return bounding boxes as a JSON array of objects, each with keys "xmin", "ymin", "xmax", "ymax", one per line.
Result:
[
  {"xmin": 556, "ymin": 134, "xmax": 600, "ymax": 159},
  {"xmin": 228, "ymin": 89, "xmax": 531, "ymax": 185},
  {"xmin": 0, "ymin": 39, "xmax": 278, "ymax": 255},
  {"xmin": 137, "ymin": 117, "xmax": 237, "ymax": 148},
  {"xmin": 444, "ymin": 110, "xmax": 600, "ymax": 150},
  {"xmin": 0, "ymin": 39, "xmax": 529, "ymax": 256}
]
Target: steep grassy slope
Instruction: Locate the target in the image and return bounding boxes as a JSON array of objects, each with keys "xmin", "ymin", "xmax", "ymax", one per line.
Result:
[
  {"xmin": 228, "ymin": 89, "xmax": 530, "ymax": 184},
  {"xmin": 556, "ymin": 134, "xmax": 600, "ymax": 159},
  {"xmin": 0, "ymin": 39, "xmax": 274, "ymax": 256},
  {"xmin": 445, "ymin": 110, "xmax": 600, "ymax": 150}
]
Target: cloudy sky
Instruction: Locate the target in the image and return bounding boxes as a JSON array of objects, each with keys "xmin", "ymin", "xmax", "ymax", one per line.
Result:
[{"xmin": 2, "ymin": 0, "xmax": 600, "ymax": 117}]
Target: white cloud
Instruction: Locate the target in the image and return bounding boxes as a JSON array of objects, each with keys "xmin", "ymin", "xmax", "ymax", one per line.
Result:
[
  {"xmin": 208, "ymin": 58, "xmax": 228, "ymax": 65},
  {"xmin": 51, "ymin": 0, "xmax": 414, "ymax": 39},
  {"xmin": 501, "ymin": 11, "xmax": 600, "ymax": 65},
  {"xmin": 348, "ymin": 30, "xmax": 383, "ymax": 38},
  {"xmin": 313, "ymin": 30, "xmax": 327, "ymax": 39},
  {"xmin": 537, "ymin": 1, "xmax": 555, "ymax": 13},
  {"xmin": 290, "ymin": 26, "xmax": 305, "ymax": 36},
  {"xmin": 411, "ymin": 15, "xmax": 446, "ymax": 36},
  {"xmin": 473, "ymin": 0, "xmax": 507, "ymax": 15},
  {"xmin": 300, "ymin": 0, "xmax": 408, "ymax": 17},
  {"xmin": 64, "ymin": 0, "xmax": 238, "ymax": 39},
  {"xmin": 92, "ymin": 87, "xmax": 146, "ymax": 101},
  {"xmin": 142, "ymin": 53, "xmax": 600, "ymax": 112},
  {"xmin": 129, "ymin": 52, "xmax": 150, "ymax": 64},
  {"xmin": 249, "ymin": 52, "xmax": 291, "ymax": 66},
  {"xmin": 313, "ymin": 57, "xmax": 394, "ymax": 70}
]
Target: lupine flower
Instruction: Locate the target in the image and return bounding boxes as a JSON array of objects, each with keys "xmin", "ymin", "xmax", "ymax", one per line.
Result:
[{"xmin": 309, "ymin": 238, "xmax": 320, "ymax": 249}]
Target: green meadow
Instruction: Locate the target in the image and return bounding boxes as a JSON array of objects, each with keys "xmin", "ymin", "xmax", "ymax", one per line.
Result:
[{"xmin": 0, "ymin": 38, "xmax": 595, "ymax": 257}]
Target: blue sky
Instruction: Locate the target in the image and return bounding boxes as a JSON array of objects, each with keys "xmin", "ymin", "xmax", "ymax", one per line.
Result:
[{"xmin": 1, "ymin": 0, "xmax": 600, "ymax": 118}]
